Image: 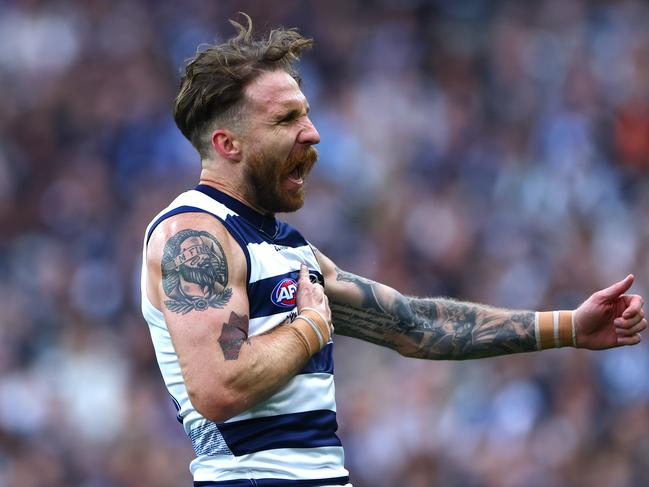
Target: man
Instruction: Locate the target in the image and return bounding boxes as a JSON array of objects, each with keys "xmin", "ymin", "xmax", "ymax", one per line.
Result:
[{"xmin": 141, "ymin": 15, "xmax": 646, "ymax": 487}]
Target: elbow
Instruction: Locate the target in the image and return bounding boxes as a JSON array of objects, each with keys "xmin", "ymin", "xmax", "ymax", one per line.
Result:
[
  {"xmin": 392, "ymin": 333, "xmax": 421, "ymax": 358},
  {"xmin": 194, "ymin": 404, "xmax": 235, "ymax": 424},
  {"xmin": 397, "ymin": 344, "xmax": 420, "ymax": 359},
  {"xmin": 187, "ymin": 385, "xmax": 246, "ymax": 423},
  {"xmin": 395, "ymin": 337, "xmax": 459, "ymax": 361}
]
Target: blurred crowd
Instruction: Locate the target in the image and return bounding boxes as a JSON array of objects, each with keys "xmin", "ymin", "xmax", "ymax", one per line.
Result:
[{"xmin": 2, "ymin": 0, "xmax": 649, "ymax": 485}]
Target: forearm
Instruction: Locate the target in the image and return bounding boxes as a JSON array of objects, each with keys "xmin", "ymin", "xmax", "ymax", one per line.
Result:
[
  {"xmin": 191, "ymin": 306, "xmax": 331, "ymax": 422},
  {"xmin": 333, "ymin": 294, "xmax": 535, "ymax": 359},
  {"xmin": 214, "ymin": 321, "xmax": 314, "ymax": 418},
  {"xmin": 402, "ymin": 297, "xmax": 536, "ymax": 359},
  {"xmin": 330, "ymin": 268, "xmax": 536, "ymax": 360}
]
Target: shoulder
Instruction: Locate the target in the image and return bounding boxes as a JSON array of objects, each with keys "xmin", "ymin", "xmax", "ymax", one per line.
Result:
[{"xmin": 147, "ymin": 212, "xmax": 247, "ymax": 286}]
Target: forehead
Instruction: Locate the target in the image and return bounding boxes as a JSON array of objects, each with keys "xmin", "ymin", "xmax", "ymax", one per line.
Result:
[{"xmin": 244, "ymin": 70, "xmax": 307, "ymax": 116}]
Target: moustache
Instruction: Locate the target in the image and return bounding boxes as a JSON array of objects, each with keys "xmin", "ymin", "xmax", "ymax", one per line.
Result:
[{"xmin": 287, "ymin": 145, "xmax": 318, "ymax": 173}]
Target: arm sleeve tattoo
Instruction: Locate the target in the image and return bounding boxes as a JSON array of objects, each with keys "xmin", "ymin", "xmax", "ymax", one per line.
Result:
[
  {"xmin": 161, "ymin": 229, "xmax": 233, "ymax": 314},
  {"xmin": 332, "ymin": 268, "xmax": 536, "ymax": 360}
]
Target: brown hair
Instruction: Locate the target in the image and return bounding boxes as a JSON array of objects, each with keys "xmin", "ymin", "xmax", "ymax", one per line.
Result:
[{"xmin": 173, "ymin": 13, "xmax": 313, "ymax": 158}]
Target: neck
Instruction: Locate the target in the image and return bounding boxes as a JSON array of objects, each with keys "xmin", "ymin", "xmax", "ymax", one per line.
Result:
[{"xmin": 198, "ymin": 172, "xmax": 270, "ymax": 216}]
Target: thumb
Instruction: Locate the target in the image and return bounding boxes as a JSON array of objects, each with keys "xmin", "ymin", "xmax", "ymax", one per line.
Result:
[{"xmin": 598, "ymin": 274, "xmax": 634, "ymax": 301}]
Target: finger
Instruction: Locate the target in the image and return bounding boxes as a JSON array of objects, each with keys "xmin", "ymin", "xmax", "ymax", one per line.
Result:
[
  {"xmin": 616, "ymin": 319, "xmax": 647, "ymax": 336},
  {"xmin": 298, "ymin": 264, "xmax": 310, "ymax": 285},
  {"xmin": 597, "ymin": 274, "xmax": 634, "ymax": 301},
  {"xmin": 313, "ymin": 281, "xmax": 324, "ymax": 296},
  {"xmin": 617, "ymin": 333, "xmax": 642, "ymax": 346},
  {"xmin": 615, "ymin": 310, "xmax": 644, "ymax": 328},
  {"xmin": 622, "ymin": 294, "xmax": 644, "ymax": 319}
]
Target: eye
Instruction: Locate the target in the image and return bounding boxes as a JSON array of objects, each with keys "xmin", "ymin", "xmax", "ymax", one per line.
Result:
[{"xmin": 276, "ymin": 109, "xmax": 302, "ymax": 125}]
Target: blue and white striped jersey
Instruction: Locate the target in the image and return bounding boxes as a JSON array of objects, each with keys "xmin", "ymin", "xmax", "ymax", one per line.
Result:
[{"xmin": 141, "ymin": 184, "xmax": 350, "ymax": 486}]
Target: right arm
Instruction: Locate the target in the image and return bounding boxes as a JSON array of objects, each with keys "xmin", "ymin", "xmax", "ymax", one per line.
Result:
[
  {"xmin": 314, "ymin": 249, "xmax": 645, "ymax": 360},
  {"xmin": 146, "ymin": 213, "xmax": 330, "ymax": 422}
]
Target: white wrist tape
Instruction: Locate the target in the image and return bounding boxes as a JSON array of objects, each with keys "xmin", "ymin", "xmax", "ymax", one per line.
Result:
[{"xmin": 299, "ymin": 307, "xmax": 331, "ymax": 332}]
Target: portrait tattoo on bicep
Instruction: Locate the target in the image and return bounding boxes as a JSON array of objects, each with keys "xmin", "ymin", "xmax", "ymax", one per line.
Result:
[
  {"xmin": 161, "ymin": 229, "xmax": 233, "ymax": 314},
  {"xmin": 218, "ymin": 311, "xmax": 250, "ymax": 360}
]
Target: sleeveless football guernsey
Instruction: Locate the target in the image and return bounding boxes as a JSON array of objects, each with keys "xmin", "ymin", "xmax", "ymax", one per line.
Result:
[{"xmin": 141, "ymin": 184, "xmax": 350, "ymax": 486}]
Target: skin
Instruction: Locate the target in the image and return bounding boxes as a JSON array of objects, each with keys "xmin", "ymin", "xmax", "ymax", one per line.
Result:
[
  {"xmin": 316, "ymin": 251, "xmax": 646, "ymax": 359},
  {"xmin": 146, "ymin": 69, "xmax": 647, "ymax": 423},
  {"xmin": 201, "ymin": 70, "xmax": 320, "ymax": 213}
]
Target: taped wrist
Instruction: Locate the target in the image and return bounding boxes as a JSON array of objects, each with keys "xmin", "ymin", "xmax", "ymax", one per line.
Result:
[
  {"xmin": 292, "ymin": 309, "xmax": 331, "ymax": 356},
  {"xmin": 535, "ymin": 310, "xmax": 576, "ymax": 349}
]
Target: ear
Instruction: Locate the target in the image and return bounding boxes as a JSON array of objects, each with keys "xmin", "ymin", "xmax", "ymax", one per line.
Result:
[{"xmin": 211, "ymin": 129, "xmax": 243, "ymax": 162}]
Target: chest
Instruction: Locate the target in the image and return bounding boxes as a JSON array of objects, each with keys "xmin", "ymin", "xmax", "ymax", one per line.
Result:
[{"xmin": 245, "ymin": 242, "xmax": 324, "ymax": 335}]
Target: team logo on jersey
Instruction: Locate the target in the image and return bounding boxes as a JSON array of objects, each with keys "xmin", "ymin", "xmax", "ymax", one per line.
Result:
[{"xmin": 271, "ymin": 278, "xmax": 298, "ymax": 307}]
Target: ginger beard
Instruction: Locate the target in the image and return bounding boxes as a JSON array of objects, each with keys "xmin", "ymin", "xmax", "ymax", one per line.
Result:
[{"xmin": 244, "ymin": 144, "xmax": 318, "ymax": 214}]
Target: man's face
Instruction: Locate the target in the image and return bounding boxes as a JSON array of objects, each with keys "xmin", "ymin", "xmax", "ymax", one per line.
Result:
[{"xmin": 240, "ymin": 70, "xmax": 320, "ymax": 214}]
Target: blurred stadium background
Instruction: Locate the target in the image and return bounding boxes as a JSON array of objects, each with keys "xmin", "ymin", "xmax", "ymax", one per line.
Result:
[{"xmin": 2, "ymin": 0, "xmax": 649, "ymax": 485}]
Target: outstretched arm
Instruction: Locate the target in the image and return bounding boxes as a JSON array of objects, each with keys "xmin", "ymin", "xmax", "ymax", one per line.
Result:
[{"xmin": 315, "ymin": 249, "xmax": 646, "ymax": 360}]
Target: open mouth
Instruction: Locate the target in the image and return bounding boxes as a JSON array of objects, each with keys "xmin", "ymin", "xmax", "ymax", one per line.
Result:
[{"xmin": 287, "ymin": 165, "xmax": 304, "ymax": 185}]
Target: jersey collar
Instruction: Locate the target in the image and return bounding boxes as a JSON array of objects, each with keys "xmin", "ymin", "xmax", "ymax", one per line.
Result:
[{"xmin": 194, "ymin": 184, "xmax": 279, "ymax": 238}]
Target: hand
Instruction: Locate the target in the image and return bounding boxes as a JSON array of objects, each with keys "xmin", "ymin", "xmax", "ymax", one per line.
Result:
[
  {"xmin": 296, "ymin": 264, "xmax": 333, "ymax": 333},
  {"xmin": 574, "ymin": 274, "xmax": 646, "ymax": 349}
]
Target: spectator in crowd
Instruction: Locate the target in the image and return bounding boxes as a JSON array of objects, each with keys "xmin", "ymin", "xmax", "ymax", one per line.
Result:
[{"xmin": 2, "ymin": 1, "xmax": 649, "ymax": 486}]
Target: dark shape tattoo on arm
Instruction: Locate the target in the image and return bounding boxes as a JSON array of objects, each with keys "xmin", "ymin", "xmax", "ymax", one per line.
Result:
[
  {"xmin": 332, "ymin": 268, "xmax": 537, "ymax": 360},
  {"xmin": 218, "ymin": 311, "xmax": 250, "ymax": 360},
  {"xmin": 161, "ymin": 229, "xmax": 233, "ymax": 314}
]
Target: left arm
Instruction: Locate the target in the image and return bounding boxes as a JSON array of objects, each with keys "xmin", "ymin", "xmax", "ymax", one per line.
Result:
[{"xmin": 314, "ymin": 249, "xmax": 646, "ymax": 360}]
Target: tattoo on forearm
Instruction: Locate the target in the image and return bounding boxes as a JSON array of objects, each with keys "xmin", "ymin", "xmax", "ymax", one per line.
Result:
[
  {"xmin": 218, "ymin": 311, "xmax": 250, "ymax": 360},
  {"xmin": 336, "ymin": 268, "xmax": 387, "ymax": 313},
  {"xmin": 161, "ymin": 229, "xmax": 233, "ymax": 314},
  {"xmin": 332, "ymin": 269, "xmax": 536, "ymax": 360}
]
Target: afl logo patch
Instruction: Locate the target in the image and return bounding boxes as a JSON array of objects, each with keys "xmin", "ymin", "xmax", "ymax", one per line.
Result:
[{"xmin": 271, "ymin": 278, "xmax": 298, "ymax": 307}]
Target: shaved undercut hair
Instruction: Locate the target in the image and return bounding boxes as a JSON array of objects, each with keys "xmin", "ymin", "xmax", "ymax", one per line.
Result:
[{"xmin": 173, "ymin": 13, "xmax": 313, "ymax": 159}]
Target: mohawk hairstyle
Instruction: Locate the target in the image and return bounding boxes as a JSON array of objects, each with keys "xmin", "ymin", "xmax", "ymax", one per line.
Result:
[{"xmin": 173, "ymin": 13, "xmax": 313, "ymax": 158}]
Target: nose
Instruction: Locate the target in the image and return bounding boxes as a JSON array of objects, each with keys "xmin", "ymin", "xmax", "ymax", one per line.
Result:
[{"xmin": 297, "ymin": 117, "xmax": 320, "ymax": 145}]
